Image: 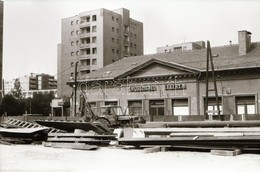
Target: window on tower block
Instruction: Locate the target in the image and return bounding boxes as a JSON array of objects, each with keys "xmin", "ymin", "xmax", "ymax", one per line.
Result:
[
  {"xmin": 92, "ymin": 26, "xmax": 97, "ymax": 32},
  {"xmin": 92, "ymin": 59, "xmax": 97, "ymax": 65},
  {"xmin": 92, "ymin": 48, "xmax": 97, "ymax": 54},
  {"xmin": 92, "ymin": 36, "xmax": 97, "ymax": 43},
  {"xmin": 92, "ymin": 15, "xmax": 97, "ymax": 21}
]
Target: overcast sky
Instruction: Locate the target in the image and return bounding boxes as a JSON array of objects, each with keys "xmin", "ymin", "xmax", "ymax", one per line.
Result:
[{"xmin": 3, "ymin": 0, "xmax": 260, "ymax": 80}]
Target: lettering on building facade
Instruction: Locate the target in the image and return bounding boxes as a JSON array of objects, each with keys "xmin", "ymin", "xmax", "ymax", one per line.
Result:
[
  {"xmin": 129, "ymin": 85, "xmax": 157, "ymax": 92},
  {"xmin": 164, "ymin": 83, "xmax": 187, "ymax": 90}
]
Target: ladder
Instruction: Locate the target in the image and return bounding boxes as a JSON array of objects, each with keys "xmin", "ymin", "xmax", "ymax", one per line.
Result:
[
  {"xmin": 205, "ymin": 41, "xmax": 221, "ymax": 120},
  {"xmin": 3, "ymin": 118, "xmax": 62, "ymax": 133}
]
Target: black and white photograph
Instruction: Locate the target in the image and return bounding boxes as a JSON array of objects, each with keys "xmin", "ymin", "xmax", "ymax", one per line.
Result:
[{"xmin": 0, "ymin": 0, "xmax": 260, "ymax": 171}]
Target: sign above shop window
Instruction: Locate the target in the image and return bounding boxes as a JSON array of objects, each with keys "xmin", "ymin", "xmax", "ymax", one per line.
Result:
[
  {"xmin": 130, "ymin": 85, "xmax": 157, "ymax": 92},
  {"xmin": 165, "ymin": 83, "xmax": 187, "ymax": 90}
]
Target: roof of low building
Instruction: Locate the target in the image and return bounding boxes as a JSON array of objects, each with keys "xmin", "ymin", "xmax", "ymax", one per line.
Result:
[{"xmin": 80, "ymin": 42, "xmax": 260, "ymax": 81}]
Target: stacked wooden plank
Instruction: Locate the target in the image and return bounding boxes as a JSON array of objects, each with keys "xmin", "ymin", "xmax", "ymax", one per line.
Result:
[
  {"xmin": 118, "ymin": 127, "xmax": 260, "ymax": 149},
  {"xmin": 44, "ymin": 132, "xmax": 117, "ymax": 149},
  {"xmin": 0, "ymin": 127, "xmax": 49, "ymax": 144},
  {"xmin": 35, "ymin": 120, "xmax": 112, "ymax": 135}
]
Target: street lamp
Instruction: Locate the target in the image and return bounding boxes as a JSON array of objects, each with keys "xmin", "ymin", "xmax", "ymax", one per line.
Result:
[{"xmin": 74, "ymin": 61, "xmax": 79, "ymax": 116}]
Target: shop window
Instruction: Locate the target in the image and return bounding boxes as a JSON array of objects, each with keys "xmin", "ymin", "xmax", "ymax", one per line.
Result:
[
  {"xmin": 236, "ymin": 96, "xmax": 256, "ymax": 114},
  {"xmin": 105, "ymin": 101, "xmax": 118, "ymax": 106},
  {"xmin": 172, "ymin": 99, "xmax": 189, "ymax": 116},
  {"xmin": 150, "ymin": 100, "xmax": 164, "ymax": 116},
  {"xmin": 92, "ymin": 15, "xmax": 97, "ymax": 21},
  {"xmin": 128, "ymin": 100, "xmax": 142, "ymax": 116},
  {"xmin": 204, "ymin": 97, "xmax": 222, "ymax": 115}
]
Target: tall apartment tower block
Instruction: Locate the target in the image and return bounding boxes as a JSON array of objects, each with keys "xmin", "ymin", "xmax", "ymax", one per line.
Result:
[{"xmin": 58, "ymin": 8, "xmax": 143, "ymax": 97}]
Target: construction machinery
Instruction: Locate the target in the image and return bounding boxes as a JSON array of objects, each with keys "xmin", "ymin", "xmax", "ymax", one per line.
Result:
[{"xmin": 80, "ymin": 92, "xmax": 145, "ymax": 128}]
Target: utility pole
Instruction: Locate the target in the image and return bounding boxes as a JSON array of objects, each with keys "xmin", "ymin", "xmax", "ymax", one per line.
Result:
[
  {"xmin": 205, "ymin": 41, "xmax": 221, "ymax": 120},
  {"xmin": 74, "ymin": 61, "xmax": 79, "ymax": 116}
]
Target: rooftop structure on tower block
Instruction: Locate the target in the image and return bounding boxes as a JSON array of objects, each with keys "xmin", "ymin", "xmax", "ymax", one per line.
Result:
[
  {"xmin": 57, "ymin": 8, "xmax": 143, "ymax": 97},
  {"xmin": 157, "ymin": 41, "xmax": 205, "ymax": 53}
]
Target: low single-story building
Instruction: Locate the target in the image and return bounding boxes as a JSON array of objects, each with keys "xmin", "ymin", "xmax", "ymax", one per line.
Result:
[{"xmin": 68, "ymin": 30, "xmax": 260, "ymax": 121}]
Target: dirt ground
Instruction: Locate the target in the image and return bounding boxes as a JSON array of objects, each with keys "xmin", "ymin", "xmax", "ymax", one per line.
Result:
[{"xmin": 0, "ymin": 144, "xmax": 260, "ymax": 172}]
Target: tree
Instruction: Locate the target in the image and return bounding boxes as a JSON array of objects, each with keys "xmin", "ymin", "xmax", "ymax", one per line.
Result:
[
  {"xmin": 31, "ymin": 92, "xmax": 54, "ymax": 116},
  {"xmin": 12, "ymin": 78, "xmax": 23, "ymax": 99},
  {"xmin": 3, "ymin": 94, "xmax": 27, "ymax": 116}
]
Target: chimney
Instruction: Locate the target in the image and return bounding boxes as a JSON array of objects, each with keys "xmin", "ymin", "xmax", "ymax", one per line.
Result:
[{"xmin": 238, "ymin": 30, "xmax": 251, "ymax": 56}]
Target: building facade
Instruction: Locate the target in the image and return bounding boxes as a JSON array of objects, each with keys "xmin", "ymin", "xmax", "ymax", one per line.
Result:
[
  {"xmin": 6, "ymin": 73, "xmax": 57, "ymax": 98},
  {"xmin": 157, "ymin": 41, "xmax": 205, "ymax": 53},
  {"xmin": 69, "ymin": 30, "xmax": 260, "ymax": 121},
  {"xmin": 58, "ymin": 8, "xmax": 144, "ymax": 98}
]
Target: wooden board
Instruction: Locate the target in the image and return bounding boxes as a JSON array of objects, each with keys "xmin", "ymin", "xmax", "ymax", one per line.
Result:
[{"xmin": 43, "ymin": 142, "xmax": 98, "ymax": 150}]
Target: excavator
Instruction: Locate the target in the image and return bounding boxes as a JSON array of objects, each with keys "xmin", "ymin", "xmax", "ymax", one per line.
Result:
[{"xmin": 79, "ymin": 92, "xmax": 145, "ymax": 128}]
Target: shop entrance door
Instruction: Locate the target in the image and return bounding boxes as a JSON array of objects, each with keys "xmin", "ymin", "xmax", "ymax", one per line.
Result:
[{"xmin": 149, "ymin": 100, "xmax": 164, "ymax": 121}]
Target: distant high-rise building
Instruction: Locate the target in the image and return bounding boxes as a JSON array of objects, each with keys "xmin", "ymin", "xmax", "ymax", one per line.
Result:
[
  {"xmin": 57, "ymin": 8, "xmax": 143, "ymax": 97},
  {"xmin": 19, "ymin": 73, "xmax": 57, "ymax": 92},
  {"xmin": 5, "ymin": 73, "xmax": 58, "ymax": 98}
]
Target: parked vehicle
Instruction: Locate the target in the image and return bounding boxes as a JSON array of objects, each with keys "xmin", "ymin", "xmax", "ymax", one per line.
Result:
[{"xmin": 80, "ymin": 93, "xmax": 145, "ymax": 127}]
